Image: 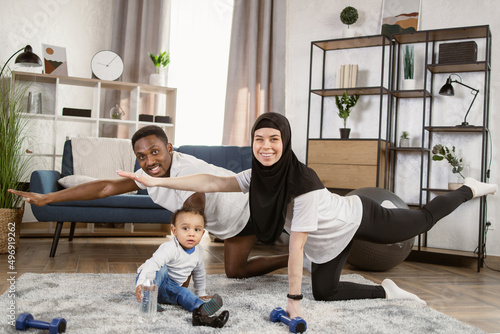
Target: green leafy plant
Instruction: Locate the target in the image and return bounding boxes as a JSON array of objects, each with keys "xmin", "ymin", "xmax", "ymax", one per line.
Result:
[
  {"xmin": 0, "ymin": 71, "xmax": 33, "ymax": 209},
  {"xmin": 400, "ymin": 131, "xmax": 409, "ymax": 139},
  {"xmin": 148, "ymin": 51, "xmax": 170, "ymax": 74},
  {"xmin": 403, "ymin": 45, "xmax": 414, "ymax": 80},
  {"xmin": 432, "ymin": 144, "xmax": 464, "ymax": 178},
  {"xmin": 340, "ymin": 6, "xmax": 359, "ymax": 27},
  {"xmin": 335, "ymin": 90, "xmax": 360, "ymax": 129}
]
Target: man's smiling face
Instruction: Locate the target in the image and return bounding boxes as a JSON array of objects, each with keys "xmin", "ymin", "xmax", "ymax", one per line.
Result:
[{"xmin": 133, "ymin": 135, "xmax": 174, "ymax": 178}]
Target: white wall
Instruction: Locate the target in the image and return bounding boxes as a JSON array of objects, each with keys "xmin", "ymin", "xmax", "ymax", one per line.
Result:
[
  {"xmin": 0, "ymin": 0, "xmax": 114, "ymax": 78},
  {"xmin": 286, "ymin": 0, "xmax": 500, "ymax": 256}
]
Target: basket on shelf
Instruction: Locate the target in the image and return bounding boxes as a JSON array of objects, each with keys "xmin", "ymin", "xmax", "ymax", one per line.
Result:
[
  {"xmin": 0, "ymin": 204, "xmax": 24, "ymax": 254},
  {"xmin": 438, "ymin": 41, "xmax": 477, "ymax": 64}
]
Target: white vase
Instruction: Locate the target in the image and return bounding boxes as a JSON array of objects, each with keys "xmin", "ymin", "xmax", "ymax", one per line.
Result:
[
  {"xmin": 399, "ymin": 138, "xmax": 410, "ymax": 147},
  {"xmin": 342, "ymin": 27, "xmax": 356, "ymax": 38},
  {"xmin": 448, "ymin": 165, "xmax": 469, "ymax": 190},
  {"xmin": 402, "ymin": 79, "xmax": 416, "ymax": 90},
  {"xmin": 149, "ymin": 73, "xmax": 165, "ymax": 87}
]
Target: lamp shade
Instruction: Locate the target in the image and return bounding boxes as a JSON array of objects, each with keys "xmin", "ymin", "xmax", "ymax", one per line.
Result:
[
  {"xmin": 15, "ymin": 45, "xmax": 42, "ymax": 67},
  {"xmin": 439, "ymin": 77, "xmax": 454, "ymax": 96}
]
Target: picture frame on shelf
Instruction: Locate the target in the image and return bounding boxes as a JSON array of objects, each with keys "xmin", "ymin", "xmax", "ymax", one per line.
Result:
[
  {"xmin": 42, "ymin": 44, "xmax": 68, "ymax": 76},
  {"xmin": 381, "ymin": 0, "xmax": 421, "ymax": 37}
]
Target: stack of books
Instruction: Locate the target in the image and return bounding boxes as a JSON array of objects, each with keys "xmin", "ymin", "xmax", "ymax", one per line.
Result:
[{"xmin": 337, "ymin": 64, "xmax": 358, "ymax": 88}]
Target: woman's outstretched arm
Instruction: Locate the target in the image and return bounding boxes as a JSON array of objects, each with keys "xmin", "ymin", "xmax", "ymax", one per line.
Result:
[{"xmin": 116, "ymin": 170, "xmax": 242, "ymax": 193}]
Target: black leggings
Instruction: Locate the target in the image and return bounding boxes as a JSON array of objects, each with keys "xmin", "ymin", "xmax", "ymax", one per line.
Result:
[{"xmin": 311, "ymin": 186, "xmax": 473, "ymax": 301}]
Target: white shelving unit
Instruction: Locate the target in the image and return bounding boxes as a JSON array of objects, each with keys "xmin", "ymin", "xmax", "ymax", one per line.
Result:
[{"xmin": 13, "ymin": 71, "xmax": 177, "ymax": 179}]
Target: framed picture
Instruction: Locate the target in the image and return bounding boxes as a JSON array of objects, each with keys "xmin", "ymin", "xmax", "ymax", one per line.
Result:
[
  {"xmin": 381, "ymin": 0, "xmax": 421, "ymax": 37},
  {"xmin": 42, "ymin": 44, "xmax": 68, "ymax": 75}
]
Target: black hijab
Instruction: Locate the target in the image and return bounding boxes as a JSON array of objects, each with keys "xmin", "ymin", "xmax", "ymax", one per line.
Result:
[{"xmin": 249, "ymin": 112, "xmax": 325, "ymax": 244}]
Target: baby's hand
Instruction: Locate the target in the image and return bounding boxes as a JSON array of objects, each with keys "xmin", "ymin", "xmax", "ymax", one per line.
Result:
[{"xmin": 136, "ymin": 285, "xmax": 142, "ymax": 302}]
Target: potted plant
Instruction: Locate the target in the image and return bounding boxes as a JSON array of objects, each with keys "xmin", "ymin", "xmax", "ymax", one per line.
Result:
[
  {"xmin": 432, "ymin": 144, "xmax": 468, "ymax": 190},
  {"xmin": 340, "ymin": 6, "xmax": 359, "ymax": 38},
  {"xmin": 335, "ymin": 90, "xmax": 360, "ymax": 139},
  {"xmin": 399, "ymin": 131, "xmax": 410, "ymax": 147},
  {"xmin": 0, "ymin": 70, "xmax": 32, "ymax": 253},
  {"xmin": 402, "ymin": 45, "xmax": 416, "ymax": 90},
  {"xmin": 148, "ymin": 51, "xmax": 170, "ymax": 86}
]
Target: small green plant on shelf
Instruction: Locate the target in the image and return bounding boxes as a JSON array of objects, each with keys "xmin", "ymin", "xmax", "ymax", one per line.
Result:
[
  {"xmin": 149, "ymin": 51, "xmax": 170, "ymax": 74},
  {"xmin": 403, "ymin": 45, "xmax": 414, "ymax": 80},
  {"xmin": 335, "ymin": 90, "xmax": 360, "ymax": 129},
  {"xmin": 340, "ymin": 6, "xmax": 358, "ymax": 28},
  {"xmin": 399, "ymin": 131, "xmax": 410, "ymax": 147},
  {"xmin": 432, "ymin": 144, "xmax": 464, "ymax": 178}
]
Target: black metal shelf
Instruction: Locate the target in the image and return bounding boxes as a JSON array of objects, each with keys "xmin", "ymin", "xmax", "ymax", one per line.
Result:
[
  {"xmin": 425, "ymin": 126, "xmax": 485, "ymax": 133},
  {"xmin": 387, "ymin": 147, "xmax": 429, "ymax": 152},
  {"xmin": 311, "ymin": 86, "xmax": 389, "ymax": 97},
  {"xmin": 387, "ymin": 25, "xmax": 491, "ymax": 272}
]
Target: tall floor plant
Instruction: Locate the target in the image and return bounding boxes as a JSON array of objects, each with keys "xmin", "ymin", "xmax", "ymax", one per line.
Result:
[{"xmin": 0, "ymin": 70, "xmax": 32, "ymax": 209}]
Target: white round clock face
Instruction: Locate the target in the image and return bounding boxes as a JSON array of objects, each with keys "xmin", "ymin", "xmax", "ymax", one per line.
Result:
[{"xmin": 91, "ymin": 50, "xmax": 124, "ymax": 81}]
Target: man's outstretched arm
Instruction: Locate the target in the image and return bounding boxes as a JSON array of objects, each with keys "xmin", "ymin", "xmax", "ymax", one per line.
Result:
[{"xmin": 8, "ymin": 178, "xmax": 140, "ymax": 206}]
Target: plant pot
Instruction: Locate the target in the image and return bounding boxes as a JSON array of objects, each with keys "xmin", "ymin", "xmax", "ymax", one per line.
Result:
[
  {"xmin": 340, "ymin": 128, "xmax": 351, "ymax": 139},
  {"xmin": 399, "ymin": 138, "xmax": 410, "ymax": 147},
  {"xmin": 149, "ymin": 73, "xmax": 166, "ymax": 87},
  {"xmin": 342, "ymin": 27, "xmax": 356, "ymax": 38},
  {"xmin": 402, "ymin": 79, "xmax": 416, "ymax": 90},
  {"xmin": 0, "ymin": 204, "xmax": 24, "ymax": 254},
  {"xmin": 448, "ymin": 165, "xmax": 469, "ymax": 190}
]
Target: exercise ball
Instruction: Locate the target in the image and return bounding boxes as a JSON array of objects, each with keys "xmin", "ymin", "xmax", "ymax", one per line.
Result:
[{"xmin": 346, "ymin": 187, "xmax": 415, "ymax": 271}]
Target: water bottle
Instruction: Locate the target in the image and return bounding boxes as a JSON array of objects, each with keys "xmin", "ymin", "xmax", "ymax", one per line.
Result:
[{"xmin": 140, "ymin": 273, "xmax": 158, "ymax": 318}]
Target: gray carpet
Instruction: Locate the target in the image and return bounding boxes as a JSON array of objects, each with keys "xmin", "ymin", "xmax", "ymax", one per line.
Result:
[{"xmin": 0, "ymin": 273, "xmax": 485, "ymax": 334}]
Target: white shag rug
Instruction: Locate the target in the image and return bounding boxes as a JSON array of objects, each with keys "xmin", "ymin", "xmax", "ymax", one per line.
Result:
[{"xmin": 0, "ymin": 273, "xmax": 485, "ymax": 334}]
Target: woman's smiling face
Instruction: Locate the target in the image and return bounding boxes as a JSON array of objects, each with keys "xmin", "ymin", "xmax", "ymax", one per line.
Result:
[{"xmin": 253, "ymin": 127, "xmax": 283, "ymax": 167}]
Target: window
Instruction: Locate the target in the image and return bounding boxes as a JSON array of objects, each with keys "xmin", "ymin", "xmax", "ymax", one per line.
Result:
[{"xmin": 168, "ymin": 0, "xmax": 234, "ymax": 145}]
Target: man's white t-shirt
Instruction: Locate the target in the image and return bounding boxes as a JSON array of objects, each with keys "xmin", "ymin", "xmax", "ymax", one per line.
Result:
[
  {"xmin": 235, "ymin": 169, "xmax": 363, "ymax": 264},
  {"xmin": 135, "ymin": 152, "xmax": 250, "ymax": 240}
]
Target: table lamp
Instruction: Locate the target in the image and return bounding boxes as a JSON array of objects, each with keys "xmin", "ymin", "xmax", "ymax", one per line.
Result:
[
  {"xmin": 438, "ymin": 73, "xmax": 479, "ymax": 127},
  {"xmin": 0, "ymin": 45, "xmax": 42, "ymax": 77}
]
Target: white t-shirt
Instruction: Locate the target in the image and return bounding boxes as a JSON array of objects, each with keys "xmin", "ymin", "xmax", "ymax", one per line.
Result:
[
  {"xmin": 235, "ymin": 169, "xmax": 363, "ymax": 264},
  {"xmin": 135, "ymin": 152, "xmax": 250, "ymax": 240},
  {"xmin": 136, "ymin": 237, "xmax": 207, "ymax": 296}
]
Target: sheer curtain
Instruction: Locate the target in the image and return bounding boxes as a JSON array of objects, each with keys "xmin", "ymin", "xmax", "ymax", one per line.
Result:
[
  {"xmin": 102, "ymin": 0, "xmax": 171, "ymax": 138},
  {"xmin": 222, "ymin": 0, "xmax": 286, "ymax": 146}
]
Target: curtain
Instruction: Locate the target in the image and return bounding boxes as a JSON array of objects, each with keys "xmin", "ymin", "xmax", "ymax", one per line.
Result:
[
  {"xmin": 102, "ymin": 0, "xmax": 171, "ymax": 138},
  {"xmin": 222, "ymin": 0, "xmax": 286, "ymax": 146}
]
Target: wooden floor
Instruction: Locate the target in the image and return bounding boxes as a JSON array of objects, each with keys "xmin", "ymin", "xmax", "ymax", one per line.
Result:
[{"xmin": 1, "ymin": 235, "xmax": 499, "ymax": 333}]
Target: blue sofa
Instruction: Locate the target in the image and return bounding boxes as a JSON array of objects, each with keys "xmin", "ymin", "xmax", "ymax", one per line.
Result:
[{"xmin": 29, "ymin": 140, "xmax": 252, "ymax": 257}]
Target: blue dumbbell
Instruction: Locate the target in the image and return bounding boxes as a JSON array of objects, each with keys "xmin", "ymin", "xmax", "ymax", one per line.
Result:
[
  {"xmin": 16, "ymin": 312, "xmax": 66, "ymax": 334},
  {"xmin": 270, "ymin": 307, "xmax": 307, "ymax": 333}
]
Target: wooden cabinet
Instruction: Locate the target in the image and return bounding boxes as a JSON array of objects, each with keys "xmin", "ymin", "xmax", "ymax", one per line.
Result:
[{"xmin": 307, "ymin": 140, "xmax": 386, "ymax": 189}]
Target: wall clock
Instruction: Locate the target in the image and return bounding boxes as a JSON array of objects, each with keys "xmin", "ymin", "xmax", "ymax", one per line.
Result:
[{"xmin": 91, "ymin": 50, "xmax": 124, "ymax": 81}]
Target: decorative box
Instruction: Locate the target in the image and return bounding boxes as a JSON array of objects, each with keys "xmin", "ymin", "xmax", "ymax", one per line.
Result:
[
  {"xmin": 438, "ymin": 41, "xmax": 477, "ymax": 64},
  {"xmin": 154, "ymin": 115, "xmax": 171, "ymax": 123},
  {"xmin": 138, "ymin": 114, "xmax": 154, "ymax": 122},
  {"xmin": 62, "ymin": 107, "xmax": 91, "ymax": 117}
]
